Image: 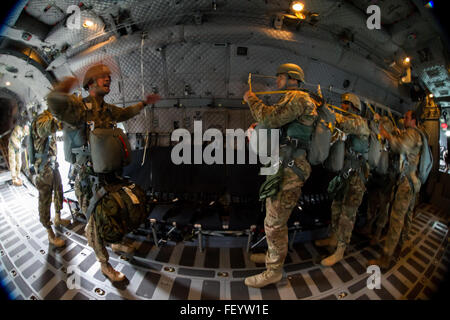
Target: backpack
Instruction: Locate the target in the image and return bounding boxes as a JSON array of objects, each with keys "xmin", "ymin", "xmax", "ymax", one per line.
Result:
[
  {"xmin": 308, "ymin": 104, "xmax": 336, "ymax": 165},
  {"xmin": 413, "ymin": 128, "xmax": 433, "ymax": 184},
  {"xmin": 63, "ymin": 125, "xmax": 88, "ymax": 164},
  {"xmin": 93, "ymin": 182, "xmax": 148, "ymax": 243},
  {"xmin": 347, "ymin": 134, "xmax": 369, "ymax": 154}
]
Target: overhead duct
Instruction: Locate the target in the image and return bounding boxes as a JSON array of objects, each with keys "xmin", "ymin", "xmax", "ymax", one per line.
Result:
[{"xmin": 314, "ymin": 0, "xmax": 402, "ymax": 57}]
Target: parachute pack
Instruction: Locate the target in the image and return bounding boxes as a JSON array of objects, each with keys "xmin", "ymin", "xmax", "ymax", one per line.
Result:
[
  {"xmin": 248, "ymin": 103, "xmax": 336, "ymax": 167},
  {"xmin": 413, "ymin": 127, "xmax": 433, "ymax": 184},
  {"xmin": 27, "ymin": 119, "xmax": 49, "ymax": 174},
  {"xmin": 63, "ymin": 125, "xmax": 88, "ymax": 164}
]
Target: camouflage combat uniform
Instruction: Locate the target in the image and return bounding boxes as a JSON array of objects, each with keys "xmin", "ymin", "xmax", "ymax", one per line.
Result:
[
  {"xmin": 32, "ymin": 111, "xmax": 63, "ymax": 229},
  {"xmin": 365, "ymin": 171, "xmax": 395, "ymax": 232},
  {"xmin": 47, "ymin": 92, "xmax": 144, "ymax": 262},
  {"xmin": 330, "ymin": 112, "xmax": 370, "ymax": 248},
  {"xmin": 247, "ymin": 90, "xmax": 317, "ymax": 272},
  {"xmin": 366, "ymin": 150, "xmax": 400, "ymax": 235},
  {"xmin": 383, "ymin": 127, "xmax": 422, "ymax": 257},
  {"xmin": 8, "ymin": 125, "xmax": 28, "ymax": 181}
]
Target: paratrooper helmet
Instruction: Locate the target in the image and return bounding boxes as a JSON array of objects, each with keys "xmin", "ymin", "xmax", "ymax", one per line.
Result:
[
  {"xmin": 341, "ymin": 92, "xmax": 361, "ymax": 112},
  {"xmin": 83, "ymin": 64, "xmax": 111, "ymax": 90},
  {"xmin": 276, "ymin": 63, "xmax": 305, "ymax": 83}
]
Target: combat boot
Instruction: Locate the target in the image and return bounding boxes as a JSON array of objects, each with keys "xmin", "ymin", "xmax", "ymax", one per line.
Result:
[
  {"xmin": 47, "ymin": 228, "xmax": 65, "ymax": 247},
  {"xmin": 101, "ymin": 262, "xmax": 126, "ymax": 282},
  {"xmin": 244, "ymin": 269, "xmax": 283, "ymax": 288},
  {"xmin": 370, "ymin": 227, "xmax": 383, "ymax": 246},
  {"xmin": 249, "ymin": 253, "xmax": 266, "ymax": 264},
  {"xmin": 315, "ymin": 233, "xmax": 337, "ymax": 247},
  {"xmin": 321, "ymin": 245, "xmax": 346, "ymax": 267},
  {"xmin": 367, "ymin": 253, "xmax": 391, "ymax": 270},
  {"xmin": 111, "ymin": 242, "xmax": 135, "ymax": 254},
  {"xmin": 54, "ymin": 212, "xmax": 71, "ymax": 227}
]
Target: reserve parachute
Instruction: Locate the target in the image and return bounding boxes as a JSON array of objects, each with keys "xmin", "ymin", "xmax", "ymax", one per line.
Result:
[
  {"xmin": 413, "ymin": 128, "xmax": 433, "ymax": 184},
  {"xmin": 89, "ymin": 127, "xmax": 132, "ymax": 173},
  {"xmin": 308, "ymin": 104, "xmax": 336, "ymax": 165}
]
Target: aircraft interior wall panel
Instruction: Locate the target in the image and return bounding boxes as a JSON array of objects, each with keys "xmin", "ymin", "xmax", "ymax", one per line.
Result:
[
  {"xmin": 228, "ymin": 44, "xmax": 308, "ymax": 98},
  {"xmin": 306, "ymin": 60, "xmax": 359, "ymax": 97},
  {"xmin": 353, "ymin": 78, "xmax": 388, "ymax": 106},
  {"xmin": 123, "ymin": 106, "xmax": 255, "ymax": 141},
  {"xmin": 117, "ymin": 50, "xmax": 145, "ymax": 102},
  {"xmin": 384, "ymin": 94, "xmax": 406, "ymax": 113},
  {"xmin": 227, "ymin": 109, "xmax": 254, "ymax": 131},
  {"xmin": 165, "ymin": 42, "xmax": 228, "ymax": 99},
  {"xmin": 129, "ymin": 0, "xmax": 212, "ymax": 30},
  {"xmin": 184, "ymin": 24, "xmax": 256, "ymax": 45}
]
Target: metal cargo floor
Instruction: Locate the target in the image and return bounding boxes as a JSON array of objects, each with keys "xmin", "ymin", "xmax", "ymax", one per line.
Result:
[{"xmin": 0, "ymin": 171, "xmax": 448, "ymax": 300}]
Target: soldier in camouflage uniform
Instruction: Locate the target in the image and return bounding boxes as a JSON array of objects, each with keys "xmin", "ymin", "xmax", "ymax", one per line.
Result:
[
  {"xmin": 243, "ymin": 63, "xmax": 318, "ymax": 288},
  {"xmin": 47, "ymin": 64, "xmax": 159, "ymax": 282},
  {"xmin": 362, "ymin": 116, "xmax": 399, "ymax": 245},
  {"xmin": 8, "ymin": 123, "xmax": 29, "ymax": 186},
  {"xmin": 368, "ymin": 110, "xmax": 423, "ymax": 269},
  {"xmin": 316, "ymin": 93, "xmax": 370, "ymax": 267},
  {"xmin": 32, "ymin": 110, "xmax": 71, "ymax": 248}
]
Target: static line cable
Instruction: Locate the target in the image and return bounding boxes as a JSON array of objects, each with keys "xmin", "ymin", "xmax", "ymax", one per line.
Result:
[{"xmin": 141, "ymin": 31, "xmax": 149, "ymax": 166}]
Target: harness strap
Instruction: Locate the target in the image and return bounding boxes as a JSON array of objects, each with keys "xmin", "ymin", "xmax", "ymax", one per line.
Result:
[{"xmin": 85, "ymin": 186, "xmax": 108, "ymax": 222}]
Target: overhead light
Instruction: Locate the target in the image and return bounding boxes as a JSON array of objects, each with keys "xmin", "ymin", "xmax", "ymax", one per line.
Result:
[
  {"xmin": 83, "ymin": 20, "xmax": 94, "ymax": 28},
  {"xmin": 291, "ymin": 1, "xmax": 305, "ymax": 12},
  {"xmin": 404, "ymin": 57, "xmax": 410, "ymax": 64},
  {"xmin": 425, "ymin": 1, "xmax": 434, "ymax": 8},
  {"xmin": 5, "ymin": 81, "xmax": 11, "ymax": 86},
  {"xmin": 429, "ymin": 93, "xmax": 434, "ymax": 98}
]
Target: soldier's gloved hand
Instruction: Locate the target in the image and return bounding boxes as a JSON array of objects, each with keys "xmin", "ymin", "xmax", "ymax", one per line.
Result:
[
  {"xmin": 144, "ymin": 94, "xmax": 161, "ymax": 106},
  {"xmin": 55, "ymin": 77, "xmax": 78, "ymax": 93},
  {"xmin": 243, "ymin": 90, "xmax": 256, "ymax": 103}
]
